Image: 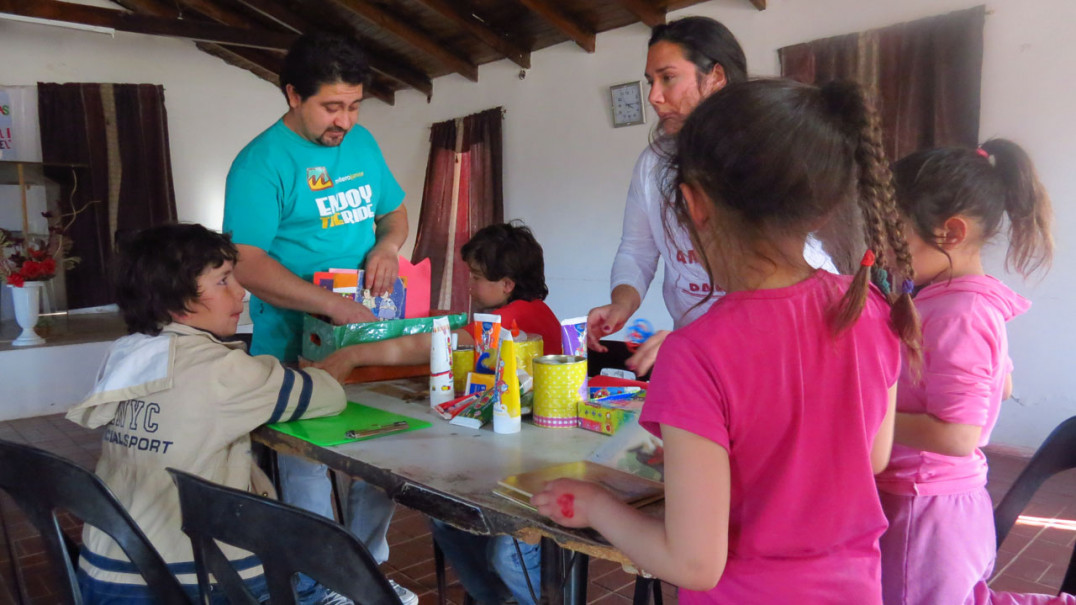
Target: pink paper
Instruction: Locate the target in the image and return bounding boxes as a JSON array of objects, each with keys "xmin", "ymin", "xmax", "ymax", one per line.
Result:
[{"xmin": 401, "ymin": 256, "xmax": 431, "ymax": 318}]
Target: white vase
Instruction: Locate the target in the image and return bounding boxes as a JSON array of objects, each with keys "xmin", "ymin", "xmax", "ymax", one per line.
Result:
[{"xmin": 8, "ymin": 281, "xmax": 46, "ymax": 347}]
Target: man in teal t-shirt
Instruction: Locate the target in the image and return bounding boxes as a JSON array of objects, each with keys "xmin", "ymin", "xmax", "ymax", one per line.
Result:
[
  {"xmin": 223, "ymin": 51, "xmax": 406, "ymax": 362},
  {"xmin": 222, "ymin": 32, "xmax": 415, "ymax": 605}
]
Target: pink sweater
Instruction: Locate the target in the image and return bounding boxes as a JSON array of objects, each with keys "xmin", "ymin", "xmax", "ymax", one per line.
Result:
[{"xmin": 877, "ymin": 275, "xmax": 1029, "ymax": 496}]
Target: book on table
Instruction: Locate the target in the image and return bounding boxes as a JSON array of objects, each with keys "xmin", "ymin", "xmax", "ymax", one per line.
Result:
[{"xmin": 492, "ymin": 460, "xmax": 664, "ymax": 512}]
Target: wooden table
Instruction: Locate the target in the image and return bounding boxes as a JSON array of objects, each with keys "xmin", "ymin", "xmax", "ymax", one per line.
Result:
[{"xmin": 251, "ymin": 378, "xmax": 652, "ymax": 605}]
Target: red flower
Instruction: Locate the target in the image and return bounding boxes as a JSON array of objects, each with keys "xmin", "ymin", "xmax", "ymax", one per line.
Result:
[
  {"xmin": 20, "ymin": 261, "xmax": 42, "ymax": 279},
  {"xmin": 40, "ymin": 258, "xmax": 56, "ymax": 275},
  {"xmin": 6, "ymin": 272, "xmax": 24, "ymax": 287}
]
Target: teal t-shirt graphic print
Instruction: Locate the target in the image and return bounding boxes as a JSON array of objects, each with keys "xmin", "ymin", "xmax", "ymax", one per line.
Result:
[{"xmin": 223, "ymin": 119, "xmax": 405, "ymax": 362}]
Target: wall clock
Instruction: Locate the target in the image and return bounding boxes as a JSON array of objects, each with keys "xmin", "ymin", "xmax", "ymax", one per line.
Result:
[{"xmin": 609, "ymin": 81, "xmax": 645, "ymax": 128}]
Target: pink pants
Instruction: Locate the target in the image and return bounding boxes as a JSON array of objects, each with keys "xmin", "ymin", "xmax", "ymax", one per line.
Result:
[{"xmin": 880, "ymin": 488, "xmax": 1076, "ymax": 605}]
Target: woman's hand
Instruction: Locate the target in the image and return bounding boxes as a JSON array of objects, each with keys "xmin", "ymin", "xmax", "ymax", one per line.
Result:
[
  {"xmin": 587, "ymin": 303, "xmax": 633, "ymax": 351},
  {"xmin": 625, "ymin": 330, "xmax": 669, "ymax": 377},
  {"xmin": 532, "ymin": 479, "xmax": 614, "ymax": 529}
]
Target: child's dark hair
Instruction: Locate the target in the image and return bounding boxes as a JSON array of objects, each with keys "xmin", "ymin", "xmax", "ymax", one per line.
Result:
[
  {"xmin": 114, "ymin": 223, "xmax": 238, "ymax": 336},
  {"xmin": 280, "ymin": 32, "xmax": 371, "ymax": 101},
  {"xmin": 666, "ymin": 78, "xmax": 921, "ymax": 363},
  {"xmin": 460, "ymin": 222, "xmax": 548, "ymax": 303},
  {"xmin": 894, "ymin": 139, "xmax": 1053, "ymax": 279},
  {"xmin": 649, "ymin": 16, "xmax": 748, "ymax": 87}
]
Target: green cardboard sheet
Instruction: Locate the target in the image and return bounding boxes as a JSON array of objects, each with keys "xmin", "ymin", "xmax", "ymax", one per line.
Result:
[{"xmin": 268, "ymin": 402, "xmax": 432, "ymax": 447}]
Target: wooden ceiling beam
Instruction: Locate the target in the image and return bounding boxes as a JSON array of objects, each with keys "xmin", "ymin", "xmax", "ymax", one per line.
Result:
[
  {"xmin": 229, "ymin": 0, "xmax": 433, "ymax": 97},
  {"xmin": 748, "ymin": 0, "xmax": 766, "ymax": 10},
  {"xmin": 614, "ymin": 0, "xmax": 665, "ymax": 27},
  {"xmin": 0, "ymin": 0, "xmax": 295, "ymax": 49},
  {"xmin": 515, "ymin": 0, "xmax": 595, "ymax": 53},
  {"xmin": 411, "ymin": 0, "xmax": 530, "ymax": 69},
  {"xmin": 196, "ymin": 41, "xmax": 395, "ymax": 104},
  {"xmin": 332, "ymin": 0, "xmax": 478, "ymax": 81}
]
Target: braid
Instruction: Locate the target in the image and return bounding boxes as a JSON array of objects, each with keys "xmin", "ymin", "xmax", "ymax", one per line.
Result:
[{"xmin": 823, "ymin": 82, "xmax": 922, "ymax": 369}]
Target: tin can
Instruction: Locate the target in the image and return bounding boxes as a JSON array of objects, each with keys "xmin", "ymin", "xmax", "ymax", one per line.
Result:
[
  {"xmin": 452, "ymin": 347, "xmax": 475, "ymax": 396},
  {"xmin": 515, "ymin": 336, "xmax": 544, "ymax": 377},
  {"xmin": 532, "ymin": 355, "xmax": 586, "ymax": 428}
]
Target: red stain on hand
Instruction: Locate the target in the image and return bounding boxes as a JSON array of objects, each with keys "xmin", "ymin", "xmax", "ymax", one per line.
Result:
[{"xmin": 557, "ymin": 493, "xmax": 575, "ymax": 518}]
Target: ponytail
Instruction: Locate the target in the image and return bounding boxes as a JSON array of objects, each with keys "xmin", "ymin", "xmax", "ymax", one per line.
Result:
[
  {"xmin": 979, "ymin": 139, "xmax": 1053, "ymax": 278},
  {"xmin": 822, "ymin": 81, "xmax": 923, "ymax": 369}
]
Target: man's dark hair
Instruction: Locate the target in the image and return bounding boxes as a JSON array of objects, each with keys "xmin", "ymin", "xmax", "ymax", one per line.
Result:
[
  {"xmin": 114, "ymin": 223, "xmax": 238, "ymax": 335},
  {"xmin": 461, "ymin": 222, "xmax": 548, "ymax": 303},
  {"xmin": 280, "ymin": 31, "xmax": 371, "ymax": 101}
]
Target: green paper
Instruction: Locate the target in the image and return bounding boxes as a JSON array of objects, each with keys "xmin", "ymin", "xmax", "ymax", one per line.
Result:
[{"xmin": 268, "ymin": 401, "xmax": 432, "ymax": 447}]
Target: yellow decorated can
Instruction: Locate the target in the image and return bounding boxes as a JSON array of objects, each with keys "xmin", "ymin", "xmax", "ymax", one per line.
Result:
[
  {"xmin": 514, "ymin": 336, "xmax": 544, "ymax": 377},
  {"xmin": 452, "ymin": 347, "xmax": 475, "ymax": 396},
  {"xmin": 532, "ymin": 355, "xmax": 586, "ymax": 428}
]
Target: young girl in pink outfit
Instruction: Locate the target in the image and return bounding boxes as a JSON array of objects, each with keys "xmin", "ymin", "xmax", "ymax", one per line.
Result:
[
  {"xmin": 878, "ymin": 140, "xmax": 1073, "ymax": 605},
  {"xmin": 532, "ymin": 78, "xmax": 921, "ymax": 604}
]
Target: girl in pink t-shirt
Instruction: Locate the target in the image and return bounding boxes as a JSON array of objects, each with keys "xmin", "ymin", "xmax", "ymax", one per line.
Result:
[
  {"xmin": 532, "ymin": 79, "xmax": 922, "ymax": 604},
  {"xmin": 878, "ymin": 140, "xmax": 1070, "ymax": 605}
]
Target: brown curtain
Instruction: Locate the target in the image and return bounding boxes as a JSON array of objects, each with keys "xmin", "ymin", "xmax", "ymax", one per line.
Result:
[
  {"xmin": 411, "ymin": 107, "xmax": 503, "ymax": 314},
  {"xmin": 37, "ymin": 83, "xmax": 177, "ymax": 308},
  {"xmin": 779, "ymin": 6, "xmax": 985, "ymax": 272}
]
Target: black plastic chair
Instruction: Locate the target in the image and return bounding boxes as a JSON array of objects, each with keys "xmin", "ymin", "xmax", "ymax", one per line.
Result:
[
  {"xmin": 167, "ymin": 468, "xmax": 400, "ymax": 605},
  {"xmin": 0, "ymin": 439, "xmax": 188, "ymax": 604},
  {"xmin": 993, "ymin": 416, "xmax": 1076, "ymax": 595}
]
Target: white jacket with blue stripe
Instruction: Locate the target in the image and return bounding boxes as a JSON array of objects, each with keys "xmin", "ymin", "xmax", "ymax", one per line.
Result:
[{"xmin": 65, "ymin": 321, "xmax": 345, "ymax": 589}]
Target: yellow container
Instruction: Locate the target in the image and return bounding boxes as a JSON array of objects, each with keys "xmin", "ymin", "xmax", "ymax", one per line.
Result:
[
  {"xmin": 452, "ymin": 347, "xmax": 475, "ymax": 396},
  {"xmin": 515, "ymin": 336, "xmax": 544, "ymax": 376},
  {"xmin": 532, "ymin": 355, "xmax": 587, "ymax": 428}
]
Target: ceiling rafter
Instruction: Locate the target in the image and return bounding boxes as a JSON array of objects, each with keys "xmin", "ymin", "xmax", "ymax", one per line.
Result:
[
  {"xmin": 169, "ymin": 0, "xmax": 398, "ymax": 104},
  {"xmin": 0, "ymin": 0, "xmax": 295, "ymax": 49},
  {"xmin": 411, "ymin": 0, "xmax": 530, "ymax": 69},
  {"xmin": 229, "ymin": 0, "xmax": 433, "ymax": 97},
  {"xmin": 613, "ymin": 0, "xmax": 664, "ymax": 27},
  {"xmin": 515, "ymin": 0, "xmax": 595, "ymax": 53},
  {"xmin": 331, "ymin": 0, "xmax": 479, "ymax": 82}
]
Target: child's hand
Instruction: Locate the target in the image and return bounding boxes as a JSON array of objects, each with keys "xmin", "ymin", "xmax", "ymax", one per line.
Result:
[
  {"xmin": 312, "ymin": 348, "xmax": 357, "ymax": 384},
  {"xmin": 531, "ymin": 479, "xmax": 611, "ymax": 529},
  {"xmin": 625, "ymin": 330, "xmax": 669, "ymax": 377}
]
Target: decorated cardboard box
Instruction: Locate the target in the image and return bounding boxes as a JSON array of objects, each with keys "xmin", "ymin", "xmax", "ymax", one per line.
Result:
[
  {"xmin": 301, "ymin": 312, "xmax": 469, "ymax": 362},
  {"xmin": 577, "ymin": 390, "xmax": 646, "ymax": 436}
]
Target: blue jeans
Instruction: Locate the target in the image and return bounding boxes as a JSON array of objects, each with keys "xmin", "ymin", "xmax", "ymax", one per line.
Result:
[
  {"xmin": 430, "ymin": 519, "xmax": 541, "ymax": 605},
  {"xmin": 278, "ymin": 453, "xmax": 396, "ymax": 603}
]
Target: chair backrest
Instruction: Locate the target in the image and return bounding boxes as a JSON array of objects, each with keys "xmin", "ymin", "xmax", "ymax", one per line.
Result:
[
  {"xmin": 993, "ymin": 416, "xmax": 1076, "ymax": 595},
  {"xmin": 0, "ymin": 439, "xmax": 188, "ymax": 604},
  {"xmin": 167, "ymin": 468, "xmax": 400, "ymax": 605}
]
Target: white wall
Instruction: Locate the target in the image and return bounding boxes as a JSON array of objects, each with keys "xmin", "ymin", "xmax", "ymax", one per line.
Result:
[{"xmin": 2, "ymin": 0, "xmax": 1074, "ymax": 448}]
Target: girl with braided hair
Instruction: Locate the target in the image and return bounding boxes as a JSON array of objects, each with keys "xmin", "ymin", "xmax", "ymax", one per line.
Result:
[
  {"xmin": 533, "ymin": 78, "xmax": 919, "ymax": 604},
  {"xmin": 878, "ymin": 141, "xmax": 1073, "ymax": 605}
]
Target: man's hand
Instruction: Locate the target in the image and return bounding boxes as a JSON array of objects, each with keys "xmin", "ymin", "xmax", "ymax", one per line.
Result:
[
  {"xmin": 363, "ymin": 243, "xmax": 400, "ymax": 296},
  {"xmin": 326, "ymin": 295, "xmax": 378, "ymax": 325}
]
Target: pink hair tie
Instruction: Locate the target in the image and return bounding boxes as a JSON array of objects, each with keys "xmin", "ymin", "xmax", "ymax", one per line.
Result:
[
  {"xmin": 860, "ymin": 249, "xmax": 876, "ymax": 267},
  {"xmin": 976, "ymin": 148, "xmax": 989, "ymax": 158}
]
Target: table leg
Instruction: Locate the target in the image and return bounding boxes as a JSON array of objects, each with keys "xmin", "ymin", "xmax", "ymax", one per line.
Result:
[
  {"xmin": 540, "ymin": 537, "xmax": 561, "ymax": 605},
  {"xmin": 564, "ymin": 549, "xmax": 589, "ymax": 605},
  {"xmin": 539, "ymin": 538, "xmax": 589, "ymax": 605}
]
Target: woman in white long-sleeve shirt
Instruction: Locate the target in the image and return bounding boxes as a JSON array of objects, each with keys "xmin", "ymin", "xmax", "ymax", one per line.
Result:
[{"xmin": 588, "ymin": 17, "xmax": 835, "ymax": 374}]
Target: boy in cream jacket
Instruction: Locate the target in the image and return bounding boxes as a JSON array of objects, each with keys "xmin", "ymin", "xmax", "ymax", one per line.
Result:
[{"xmin": 67, "ymin": 223, "xmax": 346, "ymax": 602}]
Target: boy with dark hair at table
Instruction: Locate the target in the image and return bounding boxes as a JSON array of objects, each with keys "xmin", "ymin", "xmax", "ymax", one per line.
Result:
[
  {"xmin": 314, "ymin": 221, "xmax": 557, "ymax": 605},
  {"xmin": 67, "ymin": 223, "xmax": 346, "ymax": 603},
  {"xmin": 314, "ymin": 221, "xmax": 561, "ymax": 377}
]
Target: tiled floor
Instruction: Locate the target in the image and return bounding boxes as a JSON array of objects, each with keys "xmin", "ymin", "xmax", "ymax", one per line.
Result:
[{"xmin": 0, "ymin": 414, "xmax": 1073, "ymax": 604}]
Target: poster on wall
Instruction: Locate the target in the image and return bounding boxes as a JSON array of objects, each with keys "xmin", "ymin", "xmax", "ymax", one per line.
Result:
[{"xmin": 0, "ymin": 88, "xmax": 14, "ymax": 159}]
